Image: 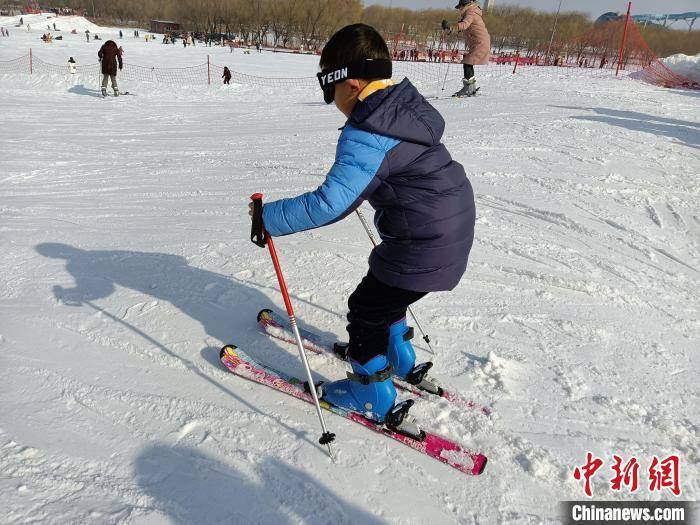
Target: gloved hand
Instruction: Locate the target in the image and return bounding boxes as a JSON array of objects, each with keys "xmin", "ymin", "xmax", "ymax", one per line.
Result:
[
  {"xmin": 441, "ymin": 19, "xmax": 450, "ymax": 31},
  {"xmin": 249, "ymin": 194, "xmax": 267, "ymax": 248}
]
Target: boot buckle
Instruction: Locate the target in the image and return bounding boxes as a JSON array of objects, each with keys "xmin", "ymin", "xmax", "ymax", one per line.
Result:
[
  {"xmin": 346, "ymin": 363, "xmax": 394, "ymax": 385},
  {"xmin": 333, "ymin": 342, "xmax": 350, "ymax": 360}
]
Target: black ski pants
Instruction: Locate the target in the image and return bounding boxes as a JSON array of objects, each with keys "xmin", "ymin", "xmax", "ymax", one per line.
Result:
[
  {"xmin": 463, "ymin": 64, "xmax": 475, "ymax": 79},
  {"xmin": 346, "ymin": 271, "xmax": 427, "ymax": 365}
]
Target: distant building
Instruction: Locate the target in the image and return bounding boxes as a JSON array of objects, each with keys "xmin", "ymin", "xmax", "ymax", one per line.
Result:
[
  {"xmin": 595, "ymin": 12, "xmax": 622, "ymax": 25},
  {"xmin": 595, "ymin": 10, "xmax": 699, "ymax": 30},
  {"xmin": 149, "ymin": 20, "xmax": 181, "ymax": 34}
]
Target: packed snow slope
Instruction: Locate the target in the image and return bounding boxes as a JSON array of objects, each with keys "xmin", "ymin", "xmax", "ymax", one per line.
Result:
[
  {"xmin": 1, "ymin": 19, "xmax": 699, "ymax": 525},
  {"xmin": 0, "ymin": 12, "xmax": 134, "ymax": 35}
]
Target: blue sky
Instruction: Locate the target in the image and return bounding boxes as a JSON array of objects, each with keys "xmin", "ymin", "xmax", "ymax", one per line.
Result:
[{"xmin": 364, "ymin": 0, "xmax": 700, "ymax": 17}]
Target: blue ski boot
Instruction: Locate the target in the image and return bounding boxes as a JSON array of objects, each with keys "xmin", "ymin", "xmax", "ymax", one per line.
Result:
[
  {"xmin": 314, "ymin": 354, "xmax": 425, "ymax": 440},
  {"xmin": 320, "ymin": 355, "xmax": 396, "ymax": 423},
  {"xmin": 387, "ymin": 318, "xmax": 442, "ymax": 396}
]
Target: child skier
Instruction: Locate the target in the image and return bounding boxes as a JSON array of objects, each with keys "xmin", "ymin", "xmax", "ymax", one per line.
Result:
[
  {"xmin": 222, "ymin": 66, "xmax": 232, "ymax": 85},
  {"xmin": 250, "ymin": 24, "xmax": 475, "ymax": 436}
]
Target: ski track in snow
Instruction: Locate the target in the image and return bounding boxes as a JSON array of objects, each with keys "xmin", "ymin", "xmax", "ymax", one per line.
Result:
[{"xmin": 1, "ymin": 14, "xmax": 699, "ymax": 524}]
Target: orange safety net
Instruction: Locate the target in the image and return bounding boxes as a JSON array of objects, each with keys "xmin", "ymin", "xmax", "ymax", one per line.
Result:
[
  {"xmin": 2, "ymin": 38, "xmax": 696, "ymax": 91},
  {"xmin": 386, "ymin": 19, "xmax": 699, "ymax": 90}
]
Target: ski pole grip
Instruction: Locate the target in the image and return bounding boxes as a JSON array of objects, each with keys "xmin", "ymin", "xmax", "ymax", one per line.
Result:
[{"xmin": 250, "ymin": 193, "xmax": 267, "ymax": 248}]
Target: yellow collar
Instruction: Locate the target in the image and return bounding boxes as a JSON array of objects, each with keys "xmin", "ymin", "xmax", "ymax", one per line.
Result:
[{"xmin": 358, "ymin": 79, "xmax": 395, "ymax": 101}]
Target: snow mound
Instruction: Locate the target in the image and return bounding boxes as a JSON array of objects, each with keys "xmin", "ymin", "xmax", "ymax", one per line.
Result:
[
  {"xmin": 0, "ymin": 13, "xmax": 134, "ymax": 35},
  {"xmin": 661, "ymin": 53, "xmax": 700, "ymax": 83}
]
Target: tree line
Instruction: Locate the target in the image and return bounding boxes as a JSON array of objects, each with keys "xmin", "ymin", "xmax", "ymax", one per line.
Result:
[{"xmin": 32, "ymin": 0, "xmax": 700, "ymax": 56}]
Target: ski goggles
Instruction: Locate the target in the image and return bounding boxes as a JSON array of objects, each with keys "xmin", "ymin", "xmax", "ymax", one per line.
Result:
[{"xmin": 316, "ymin": 58, "xmax": 392, "ymax": 104}]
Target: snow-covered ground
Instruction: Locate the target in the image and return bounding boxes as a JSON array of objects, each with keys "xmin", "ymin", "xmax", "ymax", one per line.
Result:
[{"xmin": 1, "ymin": 16, "xmax": 699, "ymax": 525}]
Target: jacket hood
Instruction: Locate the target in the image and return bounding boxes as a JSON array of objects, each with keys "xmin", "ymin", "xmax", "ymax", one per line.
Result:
[{"xmin": 348, "ymin": 79, "xmax": 445, "ymax": 147}]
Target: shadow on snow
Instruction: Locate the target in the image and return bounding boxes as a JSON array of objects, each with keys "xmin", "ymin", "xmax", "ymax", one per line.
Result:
[
  {"xmin": 135, "ymin": 444, "xmax": 386, "ymax": 524},
  {"xmin": 554, "ymin": 106, "xmax": 699, "ymax": 149},
  {"xmin": 35, "ymin": 242, "xmax": 345, "ymax": 449},
  {"xmin": 68, "ymin": 84, "xmax": 104, "ymax": 98}
]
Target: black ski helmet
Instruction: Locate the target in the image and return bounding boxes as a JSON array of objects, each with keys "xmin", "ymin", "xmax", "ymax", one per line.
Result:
[{"xmin": 455, "ymin": 0, "xmax": 476, "ymax": 8}]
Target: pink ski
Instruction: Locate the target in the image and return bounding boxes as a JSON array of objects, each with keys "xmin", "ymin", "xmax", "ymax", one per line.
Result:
[
  {"xmin": 220, "ymin": 344, "xmax": 487, "ymax": 476},
  {"xmin": 257, "ymin": 308, "xmax": 491, "ymax": 415}
]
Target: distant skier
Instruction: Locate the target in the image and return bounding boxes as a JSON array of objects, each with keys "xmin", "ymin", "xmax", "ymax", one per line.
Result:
[
  {"xmin": 85, "ymin": 29, "xmax": 90, "ymax": 42},
  {"xmin": 98, "ymin": 39, "xmax": 123, "ymax": 97},
  {"xmin": 119, "ymin": 29, "xmax": 123, "ymax": 39},
  {"xmin": 68, "ymin": 56, "xmax": 76, "ymax": 74},
  {"xmin": 442, "ymin": 0, "xmax": 491, "ymax": 97},
  {"xmin": 20, "ymin": 17, "xmax": 23, "ymax": 26},
  {"xmin": 222, "ymin": 66, "xmax": 232, "ymax": 85},
  {"xmin": 250, "ymin": 24, "xmax": 475, "ymax": 437}
]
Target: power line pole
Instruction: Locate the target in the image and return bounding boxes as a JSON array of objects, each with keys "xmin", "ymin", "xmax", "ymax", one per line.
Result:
[{"xmin": 546, "ymin": 0, "xmax": 564, "ymax": 63}]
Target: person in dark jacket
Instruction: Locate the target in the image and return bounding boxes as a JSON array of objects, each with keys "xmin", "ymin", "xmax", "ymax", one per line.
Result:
[
  {"xmin": 222, "ymin": 66, "xmax": 232, "ymax": 84},
  {"xmin": 98, "ymin": 40, "xmax": 123, "ymax": 96},
  {"xmin": 252, "ymin": 24, "xmax": 475, "ymax": 432}
]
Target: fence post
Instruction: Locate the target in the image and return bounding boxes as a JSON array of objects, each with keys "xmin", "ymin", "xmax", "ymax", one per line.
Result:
[
  {"xmin": 616, "ymin": 2, "xmax": 632, "ymax": 76},
  {"xmin": 29, "ymin": 48, "xmax": 33, "ymax": 74},
  {"xmin": 512, "ymin": 50, "xmax": 520, "ymax": 74},
  {"xmin": 207, "ymin": 55, "xmax": 211, "ymax": 85}
]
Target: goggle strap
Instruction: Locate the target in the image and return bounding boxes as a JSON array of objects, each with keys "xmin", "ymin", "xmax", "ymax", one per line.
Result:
[{"xmin": 317, "ymin": 59, "xmax": 392, "ymax": 89}]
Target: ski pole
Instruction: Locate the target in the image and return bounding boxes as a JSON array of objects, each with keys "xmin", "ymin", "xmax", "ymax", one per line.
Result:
[
  {"xmin": 250, "ymin": 193, "xmax": 336, "ymax": 459},
  {"xmin": 354, "ymin": 209, "xmax": 435, "ymax": 354},
  {"xmin": 440, "ymin": 62, "xmax": 451, "ymax": 93},
  {"xmin": 439, "ymin": 29, "xmax": 451, "ymax": 93}
]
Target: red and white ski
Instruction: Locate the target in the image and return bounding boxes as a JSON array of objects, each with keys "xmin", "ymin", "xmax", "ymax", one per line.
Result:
[
  {"xmin": 257, "ymin": 308, "xmax": 491, "ymax": 415},
  {"xmin": 219, "ymin": 344, "xmax": 487, "ymax": 476}
]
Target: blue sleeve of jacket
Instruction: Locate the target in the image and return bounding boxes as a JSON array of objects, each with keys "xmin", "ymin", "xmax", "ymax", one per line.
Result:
[{"xmin": 262, "ymin": 126, "xmax": 400, "ymax": 237}]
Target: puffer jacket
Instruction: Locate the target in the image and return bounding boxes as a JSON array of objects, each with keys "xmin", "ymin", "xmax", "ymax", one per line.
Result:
[
  {"xmin": 457, "ymin": 3, "xmax": 491, "ymax": 65},
  {"xmin": 262, "ymin": 79, "xmax": 475, "ymax": 292},
  {"xmin": 98, "ymin": 40, "xmax": 122, "ymax": 76}
]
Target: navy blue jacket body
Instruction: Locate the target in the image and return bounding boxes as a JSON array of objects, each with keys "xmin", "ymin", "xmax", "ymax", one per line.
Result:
[{"xmin": 262, "ymin": 78, "xmax": 475, "ymax": 292}]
